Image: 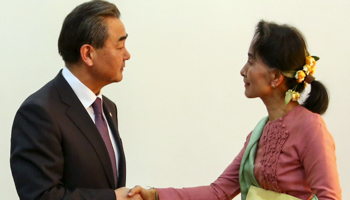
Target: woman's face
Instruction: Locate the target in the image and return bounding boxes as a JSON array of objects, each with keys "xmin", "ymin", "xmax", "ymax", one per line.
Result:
[{"xmin": 240, "ymin": 43, "xmax": 274, "ymax": 99}]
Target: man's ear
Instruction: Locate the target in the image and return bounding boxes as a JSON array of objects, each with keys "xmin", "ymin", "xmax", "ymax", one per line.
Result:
[
  {"xmin": 271, "ymin": 69, "xmax": 285, "ymax": 87},
  {"xmin": 80, "ymin": 44, "xmax": 94, "ymax": 66}
]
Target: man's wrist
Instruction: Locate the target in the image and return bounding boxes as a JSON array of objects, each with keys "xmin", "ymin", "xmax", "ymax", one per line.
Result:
[{"xmin": 147, "ymin": 187, "xmax": 159, "ymax": 200}]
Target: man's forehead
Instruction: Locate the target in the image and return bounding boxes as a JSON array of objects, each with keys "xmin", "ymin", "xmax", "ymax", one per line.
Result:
[{"xmin": 105, "ymin": 17, "xmax": 127, "ymax": 40}]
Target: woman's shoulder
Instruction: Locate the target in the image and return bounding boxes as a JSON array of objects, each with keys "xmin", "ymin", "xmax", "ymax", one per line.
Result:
[
  {"xmin": 287, "ymin": 105, "xmax": 325, "ymax": 126},
  {"xmin": 285, "ymin": 105, "xmax": 330, "ymax": 139}
]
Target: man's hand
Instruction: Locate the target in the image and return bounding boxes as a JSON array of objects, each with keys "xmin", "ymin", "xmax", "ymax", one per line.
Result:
[
  {"xmin": 115, "ymin": 187, "xmax": 143, "ymax": 200},
  {"xmin": 128, "ymin": 186, "xmax": 157, "ymax": 200}
]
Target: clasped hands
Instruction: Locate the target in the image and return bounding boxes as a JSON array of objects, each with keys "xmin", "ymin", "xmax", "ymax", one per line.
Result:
[{"xmin": 115, "ymin": 185, "xmax": 157, "ymax": 200}]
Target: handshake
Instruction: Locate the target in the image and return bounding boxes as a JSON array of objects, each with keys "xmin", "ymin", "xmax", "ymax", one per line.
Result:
[{"xmin": 115, "ymin": 186, "xmax": 159, "ymax": 200}]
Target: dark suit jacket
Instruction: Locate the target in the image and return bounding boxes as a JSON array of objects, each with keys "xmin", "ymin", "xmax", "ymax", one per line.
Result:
[{"xmin": 10, "ymin": 71, "xmax": 126, "ymax": 200}]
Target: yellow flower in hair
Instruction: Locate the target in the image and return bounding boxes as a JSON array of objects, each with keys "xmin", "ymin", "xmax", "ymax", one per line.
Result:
[
  {"xmin": 309, "ymin": 66, "xmax": 316, "ymax": 76},
  {"xmin": 305, "ymin": 56, "xmax": 317, "ymax": 75},
  {"xmin": 285, "ymin": 89, "xmax": 300, "ymax": 105},
  {"xmin": 295, "ymin": 70, "xmax": 306, "ymax": 83},
  {"xmin": 303, "ymin": 65, "xmax": 311, "ymax": 75},
  {"xmin": 306, "ymin": 56, "xmax": 316, "ymax": 67},
  {"xmin": 291, "ymin": 91, "xmax": 300, "ymax": 101}
]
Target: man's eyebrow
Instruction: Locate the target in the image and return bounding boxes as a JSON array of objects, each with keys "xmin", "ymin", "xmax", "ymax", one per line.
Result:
[{"xmin": 119, "ymin": 34, "xmax": 128, "ymax": 41}]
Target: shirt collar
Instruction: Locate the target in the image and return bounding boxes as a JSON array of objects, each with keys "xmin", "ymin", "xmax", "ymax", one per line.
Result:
[{"xmin": 62, "ymin": 66, "xmax": 102, "ymax": 109}]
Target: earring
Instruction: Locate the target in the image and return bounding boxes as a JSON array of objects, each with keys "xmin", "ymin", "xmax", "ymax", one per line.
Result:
[{"xmin": 271, "ymin": 84, "xmax": 275, "ymax": 88}]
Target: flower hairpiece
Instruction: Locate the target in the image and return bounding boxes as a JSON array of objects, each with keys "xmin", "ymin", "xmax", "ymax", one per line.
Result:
[
  {"xmin": 285, "ymin": 87, "xmax": 300, "ymax": 105},
  {"xmin": 294, "ymin": 56, "xmax": 318, "ymax": 83},
  {"xmin": 284, "ymin": 55, "xmax": 319, "ymax": 105}
]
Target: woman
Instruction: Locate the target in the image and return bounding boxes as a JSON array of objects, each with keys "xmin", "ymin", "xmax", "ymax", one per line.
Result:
[{"xmin": 128, "ymin": 20, "xmax": 342, "ymax": 200}]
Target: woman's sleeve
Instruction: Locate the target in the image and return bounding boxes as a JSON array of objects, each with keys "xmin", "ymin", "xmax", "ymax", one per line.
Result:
[
  {"xmin": 157, "ymin": 133, "xmax": 252, "ymax": 200},
  {"xmin": 300, "ymin": 115, "xmax": 342, "ymax": 200}
]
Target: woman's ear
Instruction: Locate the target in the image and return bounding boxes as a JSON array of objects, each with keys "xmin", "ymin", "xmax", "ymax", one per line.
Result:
[
  {"xmin": 80, "ymin": 44, "xmax": 94, "ymax": 67},
  {"xmin": 271, "ymin": 69, "xmax": 285, "ymax": 87}
]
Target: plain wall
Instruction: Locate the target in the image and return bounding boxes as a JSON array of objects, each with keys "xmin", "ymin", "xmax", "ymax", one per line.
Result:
[{"xmin": 1, "ymin": 0, "xmax": 349, "ymax": 199}]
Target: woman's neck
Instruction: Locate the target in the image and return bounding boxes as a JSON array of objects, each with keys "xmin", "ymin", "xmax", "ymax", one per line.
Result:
[{"xmin": 262, "ymin": 97, "xmax": 299, "ymax": 122}]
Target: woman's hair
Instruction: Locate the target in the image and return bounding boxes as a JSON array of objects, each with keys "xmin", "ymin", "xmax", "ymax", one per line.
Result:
[
  {"xmin": 251, "ymin": 20, "xmax": 329, "ymax": 115},
  {"xmin": 58, "ymin": 0, "xmax": 120, "ymax": 64}
]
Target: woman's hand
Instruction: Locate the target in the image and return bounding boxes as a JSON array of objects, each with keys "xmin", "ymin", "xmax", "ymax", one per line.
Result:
[{"xmin": 128, "ymin": 185, "xmax": 158, "ymax": 200}]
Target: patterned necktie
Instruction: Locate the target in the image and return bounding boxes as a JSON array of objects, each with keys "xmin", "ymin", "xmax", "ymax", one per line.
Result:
[{"xmin": 92, "ymin": 97, "xmax": 117, "ymax": 187}]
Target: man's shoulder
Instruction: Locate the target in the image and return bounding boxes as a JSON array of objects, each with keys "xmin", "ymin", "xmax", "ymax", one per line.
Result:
[
  {"xmin": 21, "ymin": 71, "xmax": 66, "ymax": 108},
  {"xmin": 102, "ymin": 95, "xmax": 117, "ymax": 112},
  {"xmin": 102, "ymin": 95, "xmax": 115, "ymax": 105}
]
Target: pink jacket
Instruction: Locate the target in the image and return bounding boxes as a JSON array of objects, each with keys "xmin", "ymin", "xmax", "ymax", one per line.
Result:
[{"xmin": 157, "ymin": 106, "xmax": 341, "ymax": 200}]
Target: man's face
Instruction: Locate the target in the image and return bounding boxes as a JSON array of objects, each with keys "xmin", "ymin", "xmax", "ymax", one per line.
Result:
[{"xmin": 92, "ymin": 17, "xmax": 130, "ymax": 85}]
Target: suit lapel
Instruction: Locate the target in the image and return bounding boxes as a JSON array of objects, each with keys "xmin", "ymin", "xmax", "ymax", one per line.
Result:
[
  {"xmin": 102, "ymin": 97, "xmax": 126, "ymax": 187},
  {"xmin": 53, "ymin": 71, "xmax": 116, "ymax": 188}
]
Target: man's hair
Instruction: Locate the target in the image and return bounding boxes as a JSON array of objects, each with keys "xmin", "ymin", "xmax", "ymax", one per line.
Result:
[{"xmin": 58, "ymin": 0, "xmax": 120, "ymax": 64}]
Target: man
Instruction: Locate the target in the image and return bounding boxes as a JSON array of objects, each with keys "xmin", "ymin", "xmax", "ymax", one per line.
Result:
[{"xmin": 10, "ymin": 1, "xmax": 140, "ymax": 199}]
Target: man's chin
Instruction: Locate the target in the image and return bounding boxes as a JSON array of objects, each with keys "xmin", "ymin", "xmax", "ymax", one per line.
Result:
[{"xmin": 114, "ymin": 75, "xmax": 123, "ymax": 83}]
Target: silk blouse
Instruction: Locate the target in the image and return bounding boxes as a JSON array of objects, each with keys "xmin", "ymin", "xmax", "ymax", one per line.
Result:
[{"xmin": 157, "ymin": 106, "xmax": 341, "ymax": 200}]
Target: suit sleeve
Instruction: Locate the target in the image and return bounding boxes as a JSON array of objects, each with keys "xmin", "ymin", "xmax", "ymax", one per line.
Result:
[{"xmin": 10, "ymin": 102, "xmax": 116, "ymax": 200}]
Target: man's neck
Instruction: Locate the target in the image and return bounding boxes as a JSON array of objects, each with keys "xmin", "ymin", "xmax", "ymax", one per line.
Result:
[{"xmin": 66, "ymin": 63, "xmax": 102, "ymax": 95}]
